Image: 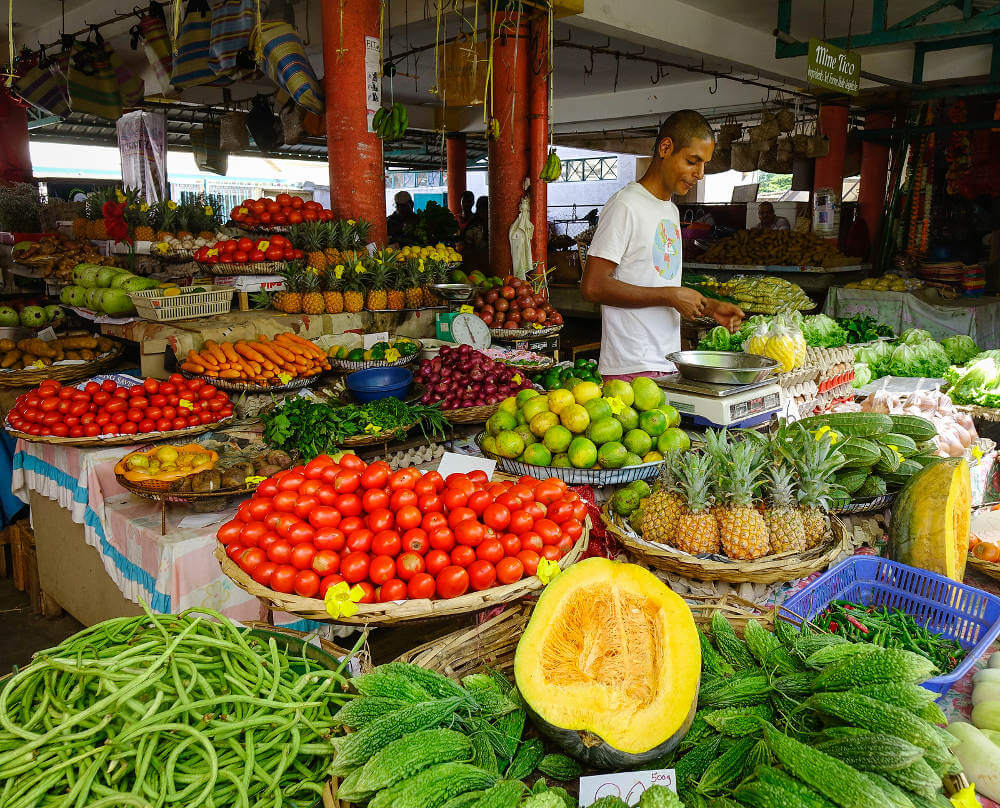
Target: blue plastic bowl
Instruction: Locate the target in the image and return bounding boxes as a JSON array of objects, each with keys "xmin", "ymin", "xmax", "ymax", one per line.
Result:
[{"xmin": 346, "ymin": 367, "xmax": 413, "ymax": 403}]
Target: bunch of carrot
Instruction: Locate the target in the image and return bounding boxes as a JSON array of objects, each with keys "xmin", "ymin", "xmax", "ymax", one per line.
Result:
[{"xmin": 180, "ymin": 332, "xmax": 331, "ymax": 384}]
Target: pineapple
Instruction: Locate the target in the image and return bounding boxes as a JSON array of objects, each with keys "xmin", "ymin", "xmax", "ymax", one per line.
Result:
[
  {"xmin": 639, "ymin": 452, "xmax": 684, "ymax": 546},
  {"xmin": 715, "ymin": 440, "xmax": 770, "ymax": 560},
  {"xmin": 301, "ymin": 268, "xmax": 325, "ymax": 315},
  {"xmin": 402, "ymin": 260, "xmax": 424, "ymax": 308},
  {"xmin": 72, "ymin": 217, "xmax": 89, "ymax": 238},
  {"xmin": 701, "ymin": 428, "xmax": 731, "ymax": 524},
  {"xmin": 295, "ymin": 222, "xmax": 329, "ymax": 270},
  {"xmin": 277, "ymin": 263, "xmax": 304, "ymax": 313},
  {"xmin": 341, "ymin": 259, "xmax": 366, "ymax": 314},
  {"xmin": 672, "ymin": 452, "xmax": 721, "ymax": 555},
  {"xmin": 794, "ymin": 430, "xmax": 846, "ymax": 549},
  {"xmin": 91, "ymin": 220, "xmax": 107, "ymax": 239},
  {"xmin": 764, "ymin": 462, "xmax": 806, "ymax": 554},
  {"xmin": 365, "ymin": 259, "xmax": 389, "ymax": 310},
  {"xmin": 134, "ymin": 225, "xmax": 155, "ymax": 241},
  {"xmin": 387, "ymin": 263, "xmax": 406, "ymax": 310},
  {"xmin": 321, "ymin": 266, "xmax": 345, "ymax": 314}
]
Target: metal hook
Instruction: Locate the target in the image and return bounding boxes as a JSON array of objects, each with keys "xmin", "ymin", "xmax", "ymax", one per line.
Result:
[
  {"xmin": 650, "ymin": 64, "xmax": 667, "ymax": 85},
  {"xmin": 709, "ymin": 75, "xmax": 718, "ymax": 94},
  {"xmin": 583, "ymin": 48, "xmax": 594, "ymax": 79}
]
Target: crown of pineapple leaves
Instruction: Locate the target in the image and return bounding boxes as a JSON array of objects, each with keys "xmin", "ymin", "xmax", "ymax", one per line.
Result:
[{"xmin": 677, "ymin": 451, "xmax": 715, "ymax": 514}]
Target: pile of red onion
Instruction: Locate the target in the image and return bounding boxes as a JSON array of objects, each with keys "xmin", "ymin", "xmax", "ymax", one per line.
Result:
[
  {"xmin": 414, "ymin": 345, "xmax": 534, "ymax": 410},
  {"xmin": 473, "ymin": 276, "xmax": 563, "ymax": 329}
]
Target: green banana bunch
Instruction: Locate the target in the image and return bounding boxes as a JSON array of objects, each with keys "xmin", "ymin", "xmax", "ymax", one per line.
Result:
[
  {"xmin": 373, "ymin": 103, "xmax": 409, "ymax": 140},
  {"xmin": 540, "ymin": 148, "xmax": 562, "ymax": 182}
]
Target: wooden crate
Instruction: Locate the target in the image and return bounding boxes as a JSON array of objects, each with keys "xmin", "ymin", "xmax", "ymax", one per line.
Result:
[{"xmin": 8, "ymin": 520, "xmax": 62, "ymax": 617}]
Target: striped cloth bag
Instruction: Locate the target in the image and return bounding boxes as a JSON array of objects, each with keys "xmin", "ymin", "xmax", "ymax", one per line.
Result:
[
  {"xmin": 66, "ymin": 39, "xmax": 121, "ymax": 120},
  {"xmin": 210, "ymin": 0, "xmax": 255, "ymax": 76},
  {"xmin": 103, "ymin": 40, "xmax": 145, "ymax": 107},
  {"xmin": 171, "ymin": 0, "xmax": 231, "ymax": 89},
  {"xmin": 12, "ymin": 56, "xmax": 71, "ymax": 117},
  {"xmin": 254, "ymin": 21, "xmax": 323, "ymax": 114},
  {"xmin": 135, "ymin": 11, "xmax": 173, "ymax": 95}
]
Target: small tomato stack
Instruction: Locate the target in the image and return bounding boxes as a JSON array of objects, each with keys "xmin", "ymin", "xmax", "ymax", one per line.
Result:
[
  {"xmin": 218, "ymin": 454, "xmax": 587, "ymax": 602},
  {"xmin": 194, "ymin": 234, "xmax": 302, "ymax": 265},
  {"xmin": 7, "ymin": 374, "xmax": 233, "ymax": 438},
  {"xmin": 229, "ymin": 194, "xmax": 334, "ymax": 228}
]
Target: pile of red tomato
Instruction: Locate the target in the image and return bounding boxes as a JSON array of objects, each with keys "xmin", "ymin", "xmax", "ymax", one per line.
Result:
[
  {"xmin": 217, "ymin": 453, "xmax": 587, "ymax": 603},
  {"xmin": 7, "ymin": 374, "xmax": 234, "ymax": 438},
  {"xmin": 229, "ymin": 195, "xmax": 334, "ymax": 228},
  {"xmin": 194, "ymin": 234, "xmax": 302, "ymax": 265}
]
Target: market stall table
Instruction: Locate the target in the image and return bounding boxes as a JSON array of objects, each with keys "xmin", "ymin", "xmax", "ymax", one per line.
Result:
[{"xmin": 825, "ymin": 285, "xmax": 1000, "ymax": 348}]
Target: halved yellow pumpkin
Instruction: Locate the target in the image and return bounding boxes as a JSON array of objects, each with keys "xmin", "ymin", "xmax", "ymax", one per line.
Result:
[
  {"xmin": 889, "ymin": 457, "xmax": 971, "ymax": 582},
  {"xmin": 514, "ymin": 557, "xmax": 700, "ymax": 769}
]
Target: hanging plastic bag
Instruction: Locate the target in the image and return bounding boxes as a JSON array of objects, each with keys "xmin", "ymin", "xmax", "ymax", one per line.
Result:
[
  {"xmin": 171, "ymin": 0, "xmax": 232, "ymax": 89},
  {"xmin": 509, "ymin": 197, "xmax": 534, "ymax": 280},
  {"xmin": 12, "ymin": 51, "xmax": 70, "ymax": 117},
  {"xmin": 279, "ymin": 100, "xmax": 306, "ymax": 145},
  {"xmin": 210, "ymin": 0, "xmax": 255, "ymax": 77},
  {"xmin": 191, "ymin": 123, "xmax": 228, "ymax": 175},
  {"xmin": 132, "ymin": 5, "xmax": 173, "ymax": 95},
  {"xmin": 254, "ymin": 21, "xmax": 324, "ymax": 114},
  {"xmin": 246, "ymin": 92, "xmax": 282, "ymax": 152},
  {"xmin": 67, "ymin": 38, "xmax": 121, "ymax": 120},
  {"xmin": 219, "ymin": 110, "xmax": 250, "ymax": 151}
]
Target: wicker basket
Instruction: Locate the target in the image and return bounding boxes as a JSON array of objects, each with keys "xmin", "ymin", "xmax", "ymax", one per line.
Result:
[
  {"xmin": 0, "ymin": 339, "xmax": 125, "ymax": 389},
  {"xmin": 685, "ymin": 593, "xmax": 777, "ymax": 634},
  {"xmin": 602, "ymin": 506, "xmax": 849, "ymax": 584},
  {"xmin": 129, "ymin": 286, "xmax": 233, "ymax": 322},
  {"xmin": 327, "ymin": 340, "xmax": 423, "ymax": 373},
  {"xmin": 968, "ymin": 554, "xmax": 1000, "ymax": 583},
  {"xmin": 114, "ymin": 472, "xmax": 185, "ymax": 494},
  {"xmin": 340, "ymin": 422, "xmax": 416, "ymax": 448},
  {"xmin": 179, "ymin": 369, "xmax": 319, "ymax": 394},
  {"xmin": 116, "ymin": 473, "xmax": 259, "ymax": 501},
  {"xmin": 216, "ymin": 518, "xmax": 590, "ymax": 624},
  {"xmin": 443, "ymin": 402, "xmax": 500, "ymax": 425},
  {"xmin": 831, "ymin": 493, "xmax": 895, "ymax": 515},
  {"xmin": 7, "ymin": 416, "xmax": 233, "ymax": 448},
  {"xmin": 490, "ymin": 324, "xmax": 562, "ymax": 340},
  {"xmin": 199, "ymin": 260, "xmax": 286, "ymax": 276}
]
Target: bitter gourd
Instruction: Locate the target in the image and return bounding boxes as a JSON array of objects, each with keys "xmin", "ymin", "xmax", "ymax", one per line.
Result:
[{"xmin": 711, "ymin": 612, "xmax": 756, "ymax": 670}]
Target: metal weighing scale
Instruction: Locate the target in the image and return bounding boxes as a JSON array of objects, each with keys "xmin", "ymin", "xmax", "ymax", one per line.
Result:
[
  {"xmin": 431, "ymin": 284, "xmax": 492, "ymax": 349},
  {"xmin": 659, "ymin": 374, "xmax": 782, "ymax": 429}
]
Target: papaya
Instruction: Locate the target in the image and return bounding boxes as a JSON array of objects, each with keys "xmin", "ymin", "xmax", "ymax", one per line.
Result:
[{"xmin": 888, "ymin": 457, "xmax": 971, "ymax": 582}]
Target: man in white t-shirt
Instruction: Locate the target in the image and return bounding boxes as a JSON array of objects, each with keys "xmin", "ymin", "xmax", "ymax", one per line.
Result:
[{"xmin": 581, "ymin": 110, "xmax": 744, "ymax": 379}]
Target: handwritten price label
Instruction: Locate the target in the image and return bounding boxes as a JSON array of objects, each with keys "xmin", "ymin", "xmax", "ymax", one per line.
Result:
[
  {"xmin": 245, "ymin": 475, "xmax": 266, "ymax": 486},
  {"xmin": 277, "ymin": 372, "xmax": 293, "ymax": 384},
  {"xmin": 178, "ymin": 398, "xmax": 194, "ymax": 411},
  {"xmin": 459, "ymin": 305, "xmax": 474, "ymax": 314}
]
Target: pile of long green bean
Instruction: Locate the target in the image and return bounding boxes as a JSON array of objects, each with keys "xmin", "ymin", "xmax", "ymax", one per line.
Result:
[{"xmin": 0, "ymin": 606, "xmax": 360, "ymax": 808}]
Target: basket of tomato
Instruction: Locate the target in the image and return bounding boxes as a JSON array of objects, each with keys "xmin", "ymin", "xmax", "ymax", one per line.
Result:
[
  {"xmin": 193, "ymin": 235, "xmax": 303, "ymax": 275},
  {"xmin": 229, "ymin": 195, "xmax": 335, "ymax": 230},
  {"xmin": 215, "ymin": 453, "xmax": 590, "ymax": 624},
  {"xmin": 6, "ymin": 373, "xmax": 235, "ymax": 447}
]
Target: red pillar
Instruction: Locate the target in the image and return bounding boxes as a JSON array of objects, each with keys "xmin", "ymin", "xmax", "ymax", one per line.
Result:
[
  {"xmin": 813, "ymin": 103, "xmax": 849, "ymax": 194},
  {"xmin": 0, "ymin": 95, "xmax": 32, "ymax": 184},
  {"xmin": 528, "ymin": 13, "xmax": 549, "ymax": 276},
  {"xmin": 446, "ymin": 133, "xmax": 467, "ymax": 218},
  {"xmin": 488, "ymin": 13, "xmax": 531, "ymax": 276},
  {"xmin": 321, "ymin": 0, "xmax": 386, "ymax": 244},
  {"xmin": 858, "ymin": 110, "xmax": 893, "ymax": 249}
]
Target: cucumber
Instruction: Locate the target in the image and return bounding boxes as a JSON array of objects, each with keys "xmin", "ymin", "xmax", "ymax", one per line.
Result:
[
  {"xmin": 797, "ymin": 413, "xmax": 893, "ymax": 437},
  {"xmin": 887, "ymin": 414, "xmax": 937, "ymax": 441},
  {"xmin": 856, "ymin": 475, "xmax": 887, "ymax": 498},
  {"xmin": 835, "ymin": 468, "xmax": 868, "ymax": 494},
  {"xmin": 881, "ymin": 433, "xmax": 918, "ymax": 456},
  {"xmin": 840, "ymin": 438, "xmax": 881, "ymax": 468},
  {"xmin": 874, "ymin": 444, "xmax": 902, "ymax": 474}
]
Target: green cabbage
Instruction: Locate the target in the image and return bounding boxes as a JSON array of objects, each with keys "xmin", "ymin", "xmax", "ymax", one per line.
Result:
[
  {"xmin": 801, "ymin": 314, "xmax": 848, "ymax": 348},
  {"xmin": 888, "ymin": 343, "xmax": 920, "ymax": 376},
  {"xmin": 941, "ymin": 335, "xmax": 979, "ymax": 365},
  {"xmin": 899, "ymin": 327, "xmax": 933, "ymax": 345},
  {"xmin": 698, "ymin": 325, "xmax": 734, "ymax": 352},
  {"xmin": 852, "ymin": 362, "xmax": 872, "ymax": 388},
  {"xmin": 948, "ymin": 357, "xmax": 1000, "ymax": 405},
  {"xmin": 971, "ymin": 350, "xmax": 1000, "ymax": 364},
  {"xmin": 911, "ymin": 341, "xmax": 950, "ymax": 377}
]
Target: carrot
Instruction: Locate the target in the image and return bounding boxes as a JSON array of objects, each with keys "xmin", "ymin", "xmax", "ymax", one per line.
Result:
[
  {"xmin": 235, "ymin": 341, "xmax": 268, "ymax": 364},
  {"xmin": 221, "ymin": 342, "xmax": 240, "ymax": 364},
  {"xmin": 267, "ymin": 343, "xmax": 296, "ymax": 363},
  {"xmin": 203, "ymin": 341, "xmax": 227, "ymax": 364},
  {"xmin": 219, "ymin": 369, "xmax": 241, "ymax": 379},
  {"xmin": 279, "ymin": 332, "xmax": 325, "ymax": 359},
  {"xmin": 181, "ymin": 361, "xmax": 206, "ymax": 374},
  {"xmin": 254, "ymin": 342, "xmax": 291, "ymax": 369},
  {"xmin": 193, "ymin": 350, "xmax": 220, "ymax": 369},
  {"xmin": 274, "ymin": 338, "xmax": 311, "ymax": 360}
]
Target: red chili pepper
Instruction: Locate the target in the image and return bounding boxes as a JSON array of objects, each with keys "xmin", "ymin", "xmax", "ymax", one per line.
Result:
[
  {"xmin": 843, "ymin": 604, "xmax": 854, "ymax": 611},
  {"xmin": 846, "ymin": 615, "xmax": 869, "ymax": 634},
  {"xmin": 829, "ymin": 621, "xmax": 839, "ymax": 632}
]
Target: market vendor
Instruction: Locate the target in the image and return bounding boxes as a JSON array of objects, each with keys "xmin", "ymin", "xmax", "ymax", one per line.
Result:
[
  {"xmin": 754, "ymin": 201, "xmax": 791, "ymax": 232},
  {"xmin": 581, "ymin": 109, "xmax": 744, "ymax": 380},
  {"xmin": 387, "ymin": 191, "xmax": 419, "ymax": 244}
]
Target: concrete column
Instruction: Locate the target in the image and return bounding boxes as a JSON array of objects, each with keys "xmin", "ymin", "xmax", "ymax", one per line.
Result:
[
  {"xmin": 858, "ymin": 110, "xmax": 893, "ymax": 253},
  {"xmin": 528, "ymin": 13, "xmax": 549, "ymax": 275},
  {"xmin": 488, "ymin": 13, "xmax": 531, "ymax": 276},
  {"xmin": 0, "ymin": 95, "xmax": 32, "ymax": 184},
  {"xmin": 321, "ymin": 0, "xmax": 386, "ymax": 244},
  {"xmin": 813, "ymin": 104, "xmax": 849, "ymax": 194},
  {"xmin": 446, "ymin": 133, "xmax": 467, "ymax": 218}
]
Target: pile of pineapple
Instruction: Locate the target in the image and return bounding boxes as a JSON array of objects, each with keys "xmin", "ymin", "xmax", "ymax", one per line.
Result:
[
  {"xmin": 630, "ymin": 426, "xmax": 843, "ymax": 561},
  {"xmin": 72, "ymin": 188, "xmax": 222, "ymax": 244},
  {"xmin": 272, "ymin": 246, "xmax": 453, "ymax": 315},
  {"xmin": 289, "ymin": 220, "xmax": 373, "ymax": 271}
]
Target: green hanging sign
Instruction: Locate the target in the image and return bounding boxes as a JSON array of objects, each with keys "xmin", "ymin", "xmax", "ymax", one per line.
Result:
[{"xmin": 807, "ymin": 38, "xmax": 860, "ymax": 96}]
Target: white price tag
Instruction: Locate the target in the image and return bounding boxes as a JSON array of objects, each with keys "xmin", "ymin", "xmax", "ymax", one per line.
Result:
[
  {"xmin": 363, "ymin": 332, "xmax": 390, "ymax": 349},
  {"xmin": 437, "ymin": 451, "xmax": 496, "ymax": 480},
  {"xmin": 37, "ymin": 327, "xmax": 57, "ymax": 342},
  {"xmin": 578, "ymin": 770, "xmax": 677, "ymax": 807},
  {"xmin": 366, "ymin": 242, "xmax": 378, "ymax": 256}
]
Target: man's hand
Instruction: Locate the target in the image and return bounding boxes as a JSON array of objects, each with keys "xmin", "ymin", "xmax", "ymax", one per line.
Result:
[
  {"xmin": 663, "ymin": 287, "xmax": 707, "ymax": 320},
  {"xmin": 706, "ymin": 299, "xmax": 745, "ymax": 332}
]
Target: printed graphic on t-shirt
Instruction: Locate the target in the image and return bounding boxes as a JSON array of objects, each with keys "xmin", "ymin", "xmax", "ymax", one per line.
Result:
[{"xmin": 653, "ymin": 219, "xmax": 681, "ymax": 280}]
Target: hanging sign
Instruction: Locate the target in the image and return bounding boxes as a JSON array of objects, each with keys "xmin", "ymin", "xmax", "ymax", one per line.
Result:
[
  {"xmin": 807, "ymin": 38, "xmax": 860, "ymax": 96},
  {"xmin": 365, "ymin": 36, "xmax": 382, "ymax": 134}
]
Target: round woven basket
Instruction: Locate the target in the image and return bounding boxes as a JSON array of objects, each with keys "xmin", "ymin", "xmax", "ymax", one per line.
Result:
[
  {"xmin": 968, "ymin": 554, "xmax": 1000, "ymax": 583},
  {"xmin": 215, "ymin": 518, "xmax": 590, "ymax": 624},
  {"xmin": 602, "ymin": 506, "xmax": 849, "ymax": 584},
  {"xmin": 116, "ymin": 473, "xmax": 260, "ymax": 503},
  {"xmin": 179, "ymin": 369, "xmax": 318, "ymax": 393},
  {"xmin": 831, "ymin": 493, "xmax": 895, "ymax": 515},
  {"xmin": 114, "ymin": 472, "xmax": 184, "ymax": 494},
  {"xmin": 0, "ymin": 340, "xmax": 125, "ymax": 389},
  {"xmin": 956, "ymin": 403, "xmax": 1000, "ymax": 424},
  {"xmin": 443, "ymin": 401, "xmax": 500, "ymax": 425},
  {"xmin": 489, "ymin": 324, "xmax": 562, "ymax": 340},
  {"xmin": 7, "ymin": 416, "xmax": 234, "ymax": 449},
  {"xmin": 340, "ymin": 422, "xmax": 416, "ymax": 448},
  {"xmin": 684, "ymin": 593, "xmax": 777, "ymax": 634},
  {"xmin": 327, "ymin": 340, "xmax": 423, "ymax": 373},
  {"xmin": 199, "ymin": 260, "xmax": 286, "ymax": 276}
]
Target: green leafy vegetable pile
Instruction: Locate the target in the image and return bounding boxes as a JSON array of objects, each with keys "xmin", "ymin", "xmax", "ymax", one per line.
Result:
[
  {"xmin": 941, "ymin": 334, "xmax": 979, "ymax": 365},
  {"xmin": 836, "ymin": 314, "xmax": 894, "ymax": 344},
  {"xmin": 800, "ymin": 314, "xmax": 847, "ymax": 348},
  {"xmin": 945, "ymin": 356, "xmax": 1000, "ymax": 407},
  {"xmin": 854, "ymin": 328, "xmax": 967, "ymax": 384},
  {"xmin": 263, "ymin": 395, "xmax": 448, "ymax": 459}
]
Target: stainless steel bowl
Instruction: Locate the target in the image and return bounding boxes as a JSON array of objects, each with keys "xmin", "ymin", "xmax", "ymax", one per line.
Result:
[
  {"xmin": 667, "ymin": 350, "xmax": 778, "ymax": 385},
  {"xmin": 430, "ymin": 283, "xmax": 477, "ymax": 302}
]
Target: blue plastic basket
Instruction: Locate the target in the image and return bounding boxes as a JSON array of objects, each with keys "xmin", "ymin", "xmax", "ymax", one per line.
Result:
[{"xmin": 780, "ymin": 556, "xmax": 1000, "ymax": 699}]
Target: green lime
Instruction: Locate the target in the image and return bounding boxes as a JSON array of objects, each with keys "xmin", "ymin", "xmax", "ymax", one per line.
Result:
[
  {"xmin": 529, "ymin": 411, "xmax": 560, "ymax": 438},
  {"xmin": 552, "ymin": 453, "xmax": 572, "ymax": 468},
  {"xmin": 487, "ymin": 410, "xmax": 517, "ymax": 436},
  {"xmin": 611, "ymin": 487, "xmax": 640, "ymax": 516},
  {"xmin": 521, "ymin": 395, "xmax": 550, "ymax": 423},
  {"xmin": 522, "ymin": 443, "xmax": 553, "ymax": 467},
  {"xmin": 623, "ymin": 452, "xmax": 643, "ymax": 467},
  {"xmin": 638, "ymin": 409, "xmax": 668, "ymax": 437},
  {"xmin": 623, "ymin": 428, "xmax": 653, "ymax": 456},
  {"xmin": 627, "ymin": 480, "xmax": 652, "ymax": 498},
  {"xmin": 597, "ymin": 441, "xmax": 628, "ymax": 469},
  {"xmin": 586, "ymin": 417, "xmax": 623, "ymax": 445},
  {"xmin": 616, "ymin": 406, "xmax": 639, "ymax": 432},
  {"xmin": 603, "ymin": 379, "xmax": 635, "ymax": 407},
  {"xmin": 516, "ymin": 388, "xmax": 540, "ymax": 407},
  {"xmin": 583, "ymin": 397, "xmax": 612, "ymax": 423},
  {"xmin": 481, "ymin": 435, "xmax": 498, "ymax": 455},
  {"xmin": 657, "ymin": 427, "xmax": 691, "ymax": 452},
  {"xmin": 567, "ymin": 436, "xmax": 598, "ymax": 468},
  {"xmin": 514, "ymin": 424, "xmax": 536, "ymax": 446},
  {"xmin": 631, "ymin": 376, "xmax": 664, "ymax": 411},
  {"xmin": 559, "ymin": 403, "xmax": 590, "ymax": 434},
  {"xmin": 495, "ymin": 431, "xmax": 524, "ymax": 459},
  {"xmin": 542, "ymin": 424, "xmax": 573, "ymax": 453}
]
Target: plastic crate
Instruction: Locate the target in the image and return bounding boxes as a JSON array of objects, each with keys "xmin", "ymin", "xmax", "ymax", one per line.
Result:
[
  {"xmin": 128, "ymin": 286, "xmax": 233, "ymax": 322},
  {"xmin": 780, "ymin": 556, "xmax": 1000, "ymax": 698}
]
